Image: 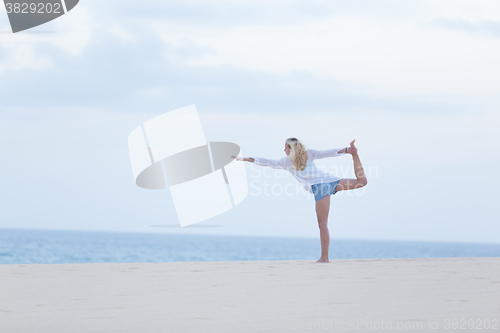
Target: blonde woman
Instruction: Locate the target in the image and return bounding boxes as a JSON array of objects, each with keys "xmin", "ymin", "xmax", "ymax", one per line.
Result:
[{"xmin": 231, "ymin": 138, "xmax": 367, "ymax": 263}]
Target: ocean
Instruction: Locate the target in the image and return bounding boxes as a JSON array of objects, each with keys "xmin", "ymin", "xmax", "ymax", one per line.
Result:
[{"xmin": 1, "ymin": 228, "xmax": 499, "ymax": 265}]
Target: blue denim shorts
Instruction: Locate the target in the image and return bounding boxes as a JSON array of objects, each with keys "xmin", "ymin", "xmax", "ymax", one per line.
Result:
[{"xmin": 311, "ymin": 180, "xmax": 340, "ymax": 202}]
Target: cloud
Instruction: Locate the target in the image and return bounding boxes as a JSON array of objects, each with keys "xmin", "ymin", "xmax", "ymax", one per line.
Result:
[
  {"xmin": 427, "ymin": 18, "xmax": 500, "ymax": 38},
  {"xmin": 0, "ymin": 0, "xmax": 498, "ymax": 115}
]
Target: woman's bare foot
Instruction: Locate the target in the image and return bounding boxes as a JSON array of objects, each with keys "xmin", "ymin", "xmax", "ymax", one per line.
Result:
[
  {"xmin": 316, "ymin": 258, "xmax": 330, "ymax": 263},
  {"xmin": 347, "ymin": 139, "xmax": 358, "ymax": 155}
]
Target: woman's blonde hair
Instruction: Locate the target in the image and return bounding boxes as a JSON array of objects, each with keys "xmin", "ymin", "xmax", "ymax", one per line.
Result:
[{"xmin": 286, "ymin": 137, "xmax": 308, "ymax": 171}]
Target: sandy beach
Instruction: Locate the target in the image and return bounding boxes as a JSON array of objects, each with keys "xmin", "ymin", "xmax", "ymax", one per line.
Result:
[{"xmin": 1, "ymin": 257, "xmax": 499, "ymax": 332}]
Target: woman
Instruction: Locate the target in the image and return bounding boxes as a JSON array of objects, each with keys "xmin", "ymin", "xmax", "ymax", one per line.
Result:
[{"xmin": 231, "ymin": 138, "xmax": 368, "ymax": 263}]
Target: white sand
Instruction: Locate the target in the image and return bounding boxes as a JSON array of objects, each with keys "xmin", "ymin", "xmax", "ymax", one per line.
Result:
[{"xmin": 1, "ymin": 257, "xmax": 499, "ymax": 332}]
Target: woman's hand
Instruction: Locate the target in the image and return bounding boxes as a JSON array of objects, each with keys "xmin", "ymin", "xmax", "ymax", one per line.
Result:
[{"xmin": 231, "ymin": 155, "xmax": 244, "ymax": 161}]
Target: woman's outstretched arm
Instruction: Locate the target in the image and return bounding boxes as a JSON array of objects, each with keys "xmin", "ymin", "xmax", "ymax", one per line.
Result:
[
  {"xmin": 309, "ymin": 148, "xmax": 347, "ymax": 159},
  {"xmin": 309, "ymin": 143, "xmax": 357, "ymax": 159},
  {"xmin": 231, "ymin": 155, "xmax": 287, "ymax": 170}
]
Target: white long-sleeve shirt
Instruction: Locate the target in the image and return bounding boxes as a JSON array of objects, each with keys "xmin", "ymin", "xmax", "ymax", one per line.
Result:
[{"xmin": 250, "ymin": 148, "xmax": 347, "ymax": 193}]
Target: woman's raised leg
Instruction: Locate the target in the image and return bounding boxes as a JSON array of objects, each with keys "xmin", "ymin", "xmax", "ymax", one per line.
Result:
[
  {"xmin": 335, "ymin": 139, "xmax": 368, "ymax": 192},
  {"xmin": 315, "ymin": 195, "xmax": 331, "ymax": 263}
]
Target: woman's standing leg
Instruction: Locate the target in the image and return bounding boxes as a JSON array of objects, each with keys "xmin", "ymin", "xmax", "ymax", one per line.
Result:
[{"xmin": 315, "ymin": 195, "xmax": 331, "ymax": 263}]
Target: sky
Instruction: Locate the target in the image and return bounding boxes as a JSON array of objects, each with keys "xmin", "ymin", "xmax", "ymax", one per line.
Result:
[{"xmin": 0, "ymin": 0, "xmax": 499, "ymax": 243}]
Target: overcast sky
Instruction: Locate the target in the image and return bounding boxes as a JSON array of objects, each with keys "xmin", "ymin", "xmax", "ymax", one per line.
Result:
[{"xmin": 1, "ymin": 0, "xmax": 499, "ymax": 243}]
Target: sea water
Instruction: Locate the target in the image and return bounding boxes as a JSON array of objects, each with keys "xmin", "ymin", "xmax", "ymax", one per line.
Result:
[{"xmin": 1, "ymin": 228, "xmax": 499, "ymax": 264}]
